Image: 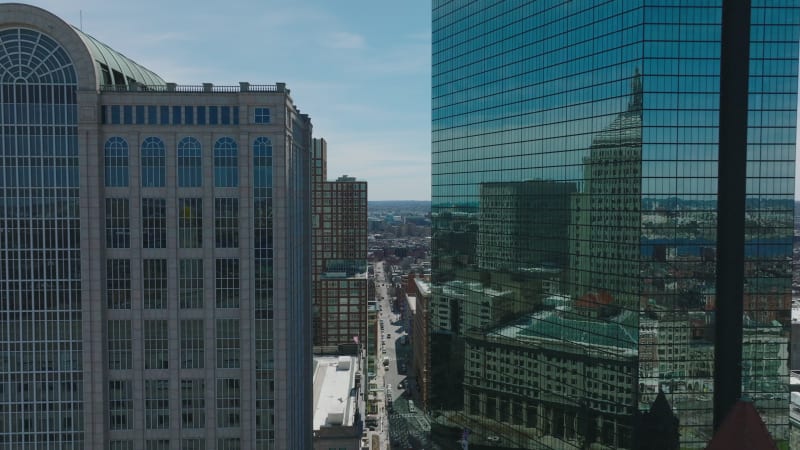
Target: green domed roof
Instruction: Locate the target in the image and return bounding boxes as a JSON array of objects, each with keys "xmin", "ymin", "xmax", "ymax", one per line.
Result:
[{"xmin": 71, "ymin": 26, "xmax": 165, "ymax": 87}]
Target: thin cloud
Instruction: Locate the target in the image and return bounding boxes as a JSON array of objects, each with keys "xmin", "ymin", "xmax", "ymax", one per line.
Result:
[{"xmin": 324, "ymin": 32, "xmax": 366, "ymax": 49}]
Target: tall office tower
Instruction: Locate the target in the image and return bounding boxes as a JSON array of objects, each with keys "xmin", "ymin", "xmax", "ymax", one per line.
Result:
[
  {"xmin": 311, "ymin": 138, "xmax": 369, "ymax": 349},
  {"xmin": 431, "ymin": 1, "xmax": 799, "ymax": 449},
  {"xmin": 0, "ymin": 4, "xmax": 313, "ymax": 449}
]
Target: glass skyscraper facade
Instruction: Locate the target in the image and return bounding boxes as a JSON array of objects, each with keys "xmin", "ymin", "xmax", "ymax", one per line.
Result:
[{"xmin": 431, "ymin": 1, "xmax": 799, "ymax": 448}]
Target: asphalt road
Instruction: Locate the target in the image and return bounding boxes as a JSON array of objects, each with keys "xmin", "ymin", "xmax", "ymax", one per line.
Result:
[{"xmin": 374, "ymin": 262, "xmax": 435, "ymax": 450}]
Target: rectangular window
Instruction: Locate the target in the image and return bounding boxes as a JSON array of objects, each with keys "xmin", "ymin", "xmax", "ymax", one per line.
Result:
[
  {"xmin": 221, "ymin": 106, "xmax": 231, "ymax": 124},
  {"xmin": 181, "ymin": 379, "xmax": 205, "ymax": 429},
  {"xmin": 172, "ymin": 105, "xmax": 182, "ymax": 124},
  {"xmin": 145, "ymin": 440, "xmax": 170, "ymax": 450},
  {"xmin": 123, "ymin": 105, "xmax": 133, "ymax": 124},
  {"xmin": 111, "ymin": 105, "xmax": 121, "ymax": 124},
  {"xmin": 109, "ymin": 380, "xmax": 132, "ymax": 430},
  {"xmin": 148, "ymin": 105, "xmax": 157, "ymax": 125},
  {"xmin": 254, "ymin": 107, "xmax": 270, "ymax": 124},
  {"xmin": 181, "ymin": 439, "xmax": 205, "ymax": 450},
  {"xmin": 145, "ymin": 379, "xmax": 170, "ymax": 429},
  {"xmin": 178, "ymin": 198, "xmax": 203, "ymax": 248},
  {"xmin": 184, "ymin": 106, "xmax": 194, "ymax": 125},
  {"xmin": 107, "ymin": 259, "xmax": 131, "ymax": 309},
  {"xmin": 143, "ymin": 259, "xmax": 167, "ymax": 309},
  {"xmin": 105, "ymin": 198, "xmax": 130, "ymax": 248},
  {"xmin": 160, "ymin": 105, "xmax": 169, "ymax": 125},
  {"xmin": 217, "ymin": 438, "xmax": 240, "ymax": 450},
  {"xmin": 215, "ymin": 259, "xmax": 240, "ymax": 308},
  {"xmin": 216, "ymin": 319, "xmax": 240, "ymax": 369},
  {"xmin": 144, "ymin": 320, "xmax": 169, "ymax": 369},
  {"xmin": 142, "ymin": 198, "xmax": 166, "ymax": 248},
  {"xmin": 180, "ymin": 319, "xmax": 204, "ymax": 369},
  {"xmin": 232, "ymin": 107, "xmax": 239, "ymax": 125},
  {"xmin": 209, "ymin": 106, "xmax": 218, "ymax": 125},
  {"xmin": 179, "ymin": 259, "xmax": 204, "ymax": 309},
  {"xmin": 110, "ymin": 441, "xmax": 133, "ymax": 450},
  {"xmin": 215, "ymin": 198, "xmax": 239, "ymax": 248},
  {"xmin": 108, "ymin": 320, "xmax": 131, "ymax": 370},
  {"xmin": 216, "ymin": 378, "xmax": 240, "ymax": 428},
  {"xmin": 197, "ymin": 106, "xmax": 206, "ymax": 125},
  {"xmin": 136, "ymin": 105, "xmax": 145, "ymax": 124}
]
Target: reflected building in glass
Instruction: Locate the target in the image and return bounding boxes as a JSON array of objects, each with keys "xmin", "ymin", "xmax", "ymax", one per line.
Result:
[{"xmin": 431, "ymin": 1, "xmax": 798, "ymax": 448}]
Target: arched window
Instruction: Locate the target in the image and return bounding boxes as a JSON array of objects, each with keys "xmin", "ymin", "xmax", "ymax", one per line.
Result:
[
  {"xmin": 214, "ymin": 137, "xmax": 238, "ymax": 187},
  {"xmin": 253, "ymin": 137, "xmax": 272, "ymax": 188},
  {"xmin": 104, "ymin": 137, "xmax": 129, "ymax": 187},
  {"xmin": 141, "ymin": 137, "xmax": 166, "ymax": 187},
  {"xmin": 177, "ymin": 137, "xmax": 202, "ymax": 187}
]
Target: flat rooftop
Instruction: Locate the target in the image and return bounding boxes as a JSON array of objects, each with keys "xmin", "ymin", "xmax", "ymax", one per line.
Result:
[{"xmin": 312, "ymin": 356, "xmax": 359, "ymax": 430}]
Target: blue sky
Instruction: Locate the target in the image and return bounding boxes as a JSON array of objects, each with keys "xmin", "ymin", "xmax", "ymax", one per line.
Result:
[
  {"xmin": 11, "ymin": 2, "xmax": 800, "ymax": 200},
  {"xmin": 21, "ymin": 0, "xmax": 432, "ymax": 200}
]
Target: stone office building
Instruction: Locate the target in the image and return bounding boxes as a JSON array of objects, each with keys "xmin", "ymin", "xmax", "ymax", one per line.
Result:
[{"xmin": 0, "ymin": 4, "xmax": 313, "ymax": 449}]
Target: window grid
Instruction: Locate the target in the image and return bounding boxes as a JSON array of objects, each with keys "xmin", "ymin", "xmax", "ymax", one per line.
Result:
[
  {"xmin": 215, "ymin": 197, "xmax": 239, "ymax": 248},
  {"xmin": 181, "ymin": 379, "xmax": 206, "ymax": 429},
  {"xmin": 143, "ymin": 259, "xmax": 167, "ymax": 309},
  {"xmin": 216, "ymin": 378, "xmax": 240, "ymax": 428},
  {"xmin": 104, "ymin": 137, "xmax": 129, "ymax": 187},
  {"xmin": 107, "ymin": 259, "xmax": 131, "ymax": 309},
  {"xmin": 217, "ymin": 438, "xmax": 241, "ymax": 450},
  {"xmin": 105, "ymin": 198, "xmax": 130, "ymax": 248},
  {"xmin": 144, "ymin": 379, "xmax": 170, "ymax": 429},
  {"xmin": 179, "ymin": 198, "xmax": 203, "ymax": 248},
  {"xmin": 110, "ymin": 441, "xmax": 133, "ymax": 450},
  {"xmin": 215, "ymin": 259, "xmax": 240, "ymax": 308},
  {"xmin": 180, "ymin": 319, "xmax": 204, "ymax": 369},
  {"xmin": 109, "ymin": 380, "xmax": 132, "ymax": 430},
  {"xmin": 108, "ymin": 320, "xmax": 131, "ymax": 370},
  {"xmin": 253, "ymin": 136, "xmax": 275, "ymax": 449},
  {"xmin": 213, "ymin": 137, "xmax": 239, "ymax": 187},
  {"xmin": 142, "ymin": 198, "xmax": 166, "ymax": 248},
  {"xmin": 216, "ymin": 319, "xmax": 240, "ymax": 369},
  {"xmin": 179, "ymin": 259, "xmax": 204, "ymax": 309},
  {"xmin": 141, "ymin": 136, "xmax": 166, "ymax": 187},
  {"xmin": 178, "ymin": 136, "xmax": 202, "ymax": 187},
  {"xmin": 145, "ymin": 440, "xmax": 170, "ymax": 450},
  {"xmin": 181, "ymin": 439, "xmax": 206, "ymax": 450},
  {"xmin": 144, "ymin": 320, "xmax": 168, "ymax": 369},
  {"xmin": 254, "ymin": 107, "xmax": 271, "ymax": 124}
]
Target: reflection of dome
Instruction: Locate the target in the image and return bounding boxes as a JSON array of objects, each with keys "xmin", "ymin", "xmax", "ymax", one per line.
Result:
[
  {"xmin": 590, "ymin": 110, "xmax": 642, "ymax": 149},
  {"xmin": 590, "ymin": 68, "xmax": 643, "ymax": 150}
]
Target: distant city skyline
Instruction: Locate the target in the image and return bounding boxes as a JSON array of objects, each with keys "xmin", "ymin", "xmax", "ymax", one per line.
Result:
[{"xmin": 15, "ymin": 0, "xmax": 432, "ymax": 201}]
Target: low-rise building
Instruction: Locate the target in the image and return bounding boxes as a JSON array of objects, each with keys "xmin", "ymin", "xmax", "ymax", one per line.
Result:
[{"xmin": 313, "ymin": 356, "xmax": 363, "ymax": 450}]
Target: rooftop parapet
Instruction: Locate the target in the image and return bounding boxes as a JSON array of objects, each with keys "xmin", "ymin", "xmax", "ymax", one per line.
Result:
[{"xmin": 99, "ymin": 83, "xmax": 281, "ymax": 93}]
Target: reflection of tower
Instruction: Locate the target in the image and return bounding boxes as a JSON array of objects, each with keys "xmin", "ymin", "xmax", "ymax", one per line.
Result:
[
  {"xmin": 477, "ymin": 180, "xmax": 576, "ymax": 272},
  {"xmin": 570, "ymin": 70, "xmax": 643, "ymax": 311}
]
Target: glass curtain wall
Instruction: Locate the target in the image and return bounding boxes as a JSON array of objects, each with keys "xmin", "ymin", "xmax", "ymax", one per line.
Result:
[
  {"xmin": 431, "ymin": 1, "xmax": 798, "ymax": 448},
  {"xmin": 0, "ymin": 28, "xmax": 83, "ymax": 448}
]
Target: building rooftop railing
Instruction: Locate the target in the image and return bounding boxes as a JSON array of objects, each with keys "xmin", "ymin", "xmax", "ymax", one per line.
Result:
[{"xmin": 100, "ymin": 82, "xmax": 285, "ymax": 93}]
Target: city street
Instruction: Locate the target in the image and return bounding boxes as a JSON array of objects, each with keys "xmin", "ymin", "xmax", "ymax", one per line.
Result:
[{"xmin": 373, "ymin": 262, "xmax": 431, "ymax": 450}]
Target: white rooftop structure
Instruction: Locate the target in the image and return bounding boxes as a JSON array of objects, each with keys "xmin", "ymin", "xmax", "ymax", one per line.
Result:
[{"xmin": 312, "ymin": 356, "xmax": 359, "ymax": 430}]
